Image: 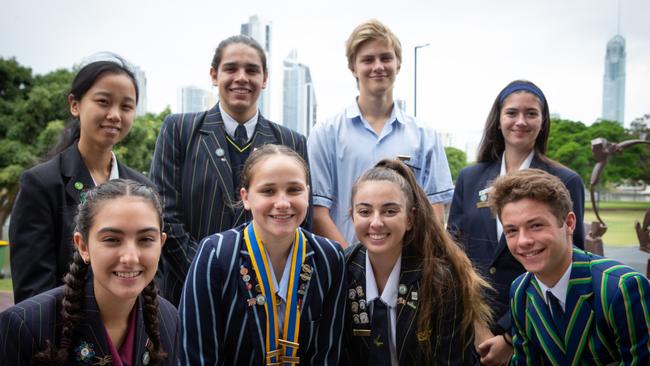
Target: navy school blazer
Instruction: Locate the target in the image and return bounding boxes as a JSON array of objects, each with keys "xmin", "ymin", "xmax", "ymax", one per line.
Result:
[
  {"xmin": 447, "ymin": 155, "xmax": 584, "ymax": 333},
  {"xmin": 510, "ymin": 248, "xmax": 650, "ymax": 365},
  {"xmin": 9, "ymin": 143, "xmax": 152, "ymax": 303},
  {"xmin": 341, "ymin": 245, "xmax": 479, "ymax": 365},
  {"xmin": 149, "ymin": 104, "xmax": 312, "ymax": 306},
  {"xmin": 178, "ymin": 224, "xmax": 345, "ymax": 365},
  {"xmin": 0, "ymin": 278, "xmax": 179, "ymax": 366}
]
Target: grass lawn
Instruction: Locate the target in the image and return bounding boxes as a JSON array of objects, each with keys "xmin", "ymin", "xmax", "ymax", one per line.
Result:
[
  {"xmin": 585, "ymin": 201, "xmax": 649, "ymax": 246},
  {"xmin": 0, "ymin": 278, "xmax": 11, "ymax": 293}
]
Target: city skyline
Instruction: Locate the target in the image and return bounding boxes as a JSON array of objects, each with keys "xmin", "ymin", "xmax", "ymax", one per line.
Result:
[
  {"xmin": 283, "ymin": 49, "xmax": 317, "ymax": 136},
  {"xmin": 240, "ymin": 14, "xmax": 272, "ymax": 118},
  {"xmin": 1, "ymin": 0, "xmax": 649, "ymax": 154},
  {"xmin": 602, "ymin": 34, "xmax": 627, "ymax": 124}
]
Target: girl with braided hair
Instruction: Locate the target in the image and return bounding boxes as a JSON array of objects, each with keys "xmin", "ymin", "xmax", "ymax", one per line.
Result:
[
  {"xmin": 342, "ymin": 159, "xmax": 492, "ymax": 365},
  {"xmin": 0, "ymin": 179, "xmax": 178, "ymax": 365}
]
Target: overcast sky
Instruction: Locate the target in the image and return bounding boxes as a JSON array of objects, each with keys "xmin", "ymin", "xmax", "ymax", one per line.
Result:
[{"xmin": 2, "ymin": 0, "xmax": 649, "ymax": 154}]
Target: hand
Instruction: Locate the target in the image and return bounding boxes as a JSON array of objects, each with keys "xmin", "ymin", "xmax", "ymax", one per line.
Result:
[{"xmin": 477, "ymin": 335, "xmax": 513, "ymax": 366}]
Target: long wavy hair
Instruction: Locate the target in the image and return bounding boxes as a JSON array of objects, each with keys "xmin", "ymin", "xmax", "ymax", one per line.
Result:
[
  {"xmin": 33, "ymin": 179, "xmax": 167, "ymax": 365},
  {"xmin": 351, "ymin": 159, "xmax": 492, "ymax": 359}
]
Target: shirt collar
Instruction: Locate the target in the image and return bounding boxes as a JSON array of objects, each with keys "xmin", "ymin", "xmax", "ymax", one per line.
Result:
[
  {"xmin": 536, "ymin": 262, "xmax": 572, "ymax": 310},
  {"xmin": 219, "ymin": 103, "xmax": 258, "ymax": 140},
  {"xmin": 499, "ymin": 150, "xmax": 535, "ymax": 176},
  {"xmin": 109, "ymin": 151, "xmax": 119, "ymax": 180},
  {"xmin": 365, "ymin": 253, "xmax": 401, "ymax": 307},
  {"xmin": 264, "ymin": 243, "xmax": 295, "ymax": 303},
  {"xmin": 345, "ymin": 99, "xmax": 404, "ymax": 126}
]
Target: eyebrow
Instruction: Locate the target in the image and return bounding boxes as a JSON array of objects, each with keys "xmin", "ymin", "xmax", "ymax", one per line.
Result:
[
  {"xmin": 93, "ymin": 90, "xmax": 136, "ymax": 104},
  {"xmin": 96, "ymin": 227, "xmax": 160, "ymax": 235},
  {"xmin": 354, "ymin": 202, "xmax": 402, "ymax": 208},
  {"xmin": 221, "ymin": 61, "xmax": 262, "ymax": 70}
]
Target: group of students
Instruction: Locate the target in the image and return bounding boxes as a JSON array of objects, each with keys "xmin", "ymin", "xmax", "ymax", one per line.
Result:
[{"xmin": 1, "ymin": 18, "xmax": 648, "ymax": 366}]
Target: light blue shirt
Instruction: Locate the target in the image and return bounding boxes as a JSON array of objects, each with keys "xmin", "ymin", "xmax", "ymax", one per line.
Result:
[{"xmin": 307, "ymin": 100, "xmax": 454, "ymax": 244}]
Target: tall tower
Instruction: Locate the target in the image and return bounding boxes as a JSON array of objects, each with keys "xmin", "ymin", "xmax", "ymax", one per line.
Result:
[
  {"xmin": 283, "ymin": 50, "xmax": 317, "ymax": 136},
  {"xmin": 602, "ymin": 35, "xmax": 626, "ymax": 125},
  {"xmin": 131, "ymin": 65, "xmax": 148, "ymax": 116},
  {"xmin": 241, "ymin": 15, "xmax": 272, "ymax": 117},
  {"xmin": 177, "ymin": 86, "xmax": 215, "ymax": 113}
]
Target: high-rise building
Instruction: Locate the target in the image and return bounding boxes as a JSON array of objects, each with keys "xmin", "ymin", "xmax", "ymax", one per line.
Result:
[
  {"xmin": 241, "ymin": 15, "xmax": 271, "ymax": 117},
  {"xmin": 131, "ymin": 65, "xmax": 147, "ymax": 116},
  {"xmin": 177, "ymin": 86, "xmax": 215, "ymax": 113},
  {"xmin": 283, "ymin": 50, "xmax": 317, "ymax": 136},
  {"xmin": 602, "ymin": 34, "xmax": 626, "ymax": 124}
]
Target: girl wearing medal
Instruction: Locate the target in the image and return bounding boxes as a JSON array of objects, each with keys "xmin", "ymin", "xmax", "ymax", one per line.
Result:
[
  {"xmin": 0, "ymin": 179, "xmax": 178, "ymax": 365},
  {"xmin": 447, "ymin": 80, "xmax": 585, "ymax": 365},
  {"xmin": 9, "ymin": 53, "xmax": 152, "ymax": 304},
  {"xmin": 179, "ymin": 144, "xmax": 346, "ymax": 365},
  {"xmin": 342, "ymin": 159, "xmax": 491, "ymax": 365}
]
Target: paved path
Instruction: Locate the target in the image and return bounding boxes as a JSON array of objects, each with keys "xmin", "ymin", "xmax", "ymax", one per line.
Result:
[{"xmin": 0, "ymin": 246, "xmax": 648, "ymax": 313}]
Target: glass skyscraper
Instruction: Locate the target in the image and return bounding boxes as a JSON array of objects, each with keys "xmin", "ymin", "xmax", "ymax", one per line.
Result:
[
  {"xmin": 241, "ymin": 15, "xmax": 272, "ymax": 118},
  {"xmin": 602, "ymin": 34, "xmax": 626, "ymax": 125},
  {"xmin": 283, "ymin": 50, "xmax": 316, "ymax": 136}
]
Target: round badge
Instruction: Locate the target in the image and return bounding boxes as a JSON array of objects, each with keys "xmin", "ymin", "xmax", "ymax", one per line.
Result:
[
  {"xmin": 356, "ymin": 286, "xmax": 364, "ymax": 297},
  {"xmin": 358, "ymin": 299, "xmax": 366, "ymax": 311},
  {"xmin": 301, "ymin": 263, "xmax": 312, "ymax": 273},
  {"xmin": 240, "ymin": 267, "xmax": 248, "ymax": 276},
  {"xmin": 348, "ymin": 289, "xmax": 357, "ymax": 300},
  {"xmin": 215, "ymin": 148, "xmax": 225, "ymax": 157},
  {"xmin": 353, "ymin": 314, "xmax": 360, "ymax": 324},
  {"xmin": 242, "ymin": 274, "xmax": 251, "ymax": 282},
  {"xmin": 359, "ymin": 312, "xmax": 369, "ymax": 324},
  {"xmin": 255, "ymin": 284, "xmax": 262, "ymax": 293},
  {"xmin": 74, "ymin": 181, "xmax": 84, "ymax": 190},
  {"xmin": 398, "ymin": 284, "xmax": 408, "ymax": 295},
  {"xmin": 351, "ymin": 301, "xmax": 359, "ymax": 313},
  {"xmin": 256, "ymin": 294, "xmax": 265, "ymax": 305}
]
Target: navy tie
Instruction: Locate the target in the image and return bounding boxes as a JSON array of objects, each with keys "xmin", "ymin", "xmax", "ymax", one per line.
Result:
[
  {"xmin": 368, "ymin": 299, "xmax": 391, "ymax": 366},
  {"xmin": 547, "ymin": 291, "xmax": 566, "ymax": 335},
  {"xmin": 235, "ymin": 124, "xmax": 248, "ymax": 147}
]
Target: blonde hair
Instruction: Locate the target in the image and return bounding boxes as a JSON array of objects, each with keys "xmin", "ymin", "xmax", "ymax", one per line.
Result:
[{"xmin": 345, "ymin": 19, "xmax": 402, "ymax": 71}]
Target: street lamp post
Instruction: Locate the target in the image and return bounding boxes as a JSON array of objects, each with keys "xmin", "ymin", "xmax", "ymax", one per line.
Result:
[{"xmin": 414, "ymin": 43, "xmax": 430, "ymax": 117}]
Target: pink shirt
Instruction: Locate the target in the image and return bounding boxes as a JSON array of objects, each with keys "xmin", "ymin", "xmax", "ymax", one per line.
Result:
[{"xmin": 103, "ymin": 306, "xmax": 137, "ymax": 366}]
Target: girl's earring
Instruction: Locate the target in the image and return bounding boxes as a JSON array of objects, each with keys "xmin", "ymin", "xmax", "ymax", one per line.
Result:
[{"xmin": 83, "ymin": 257, "xmax": 90, "ymax": 265}]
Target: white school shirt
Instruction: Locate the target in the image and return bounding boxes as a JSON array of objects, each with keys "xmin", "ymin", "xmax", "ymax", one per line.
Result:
[{"xmin": 536, "ymin": 262, "xmax": 572, "ymax": 312}]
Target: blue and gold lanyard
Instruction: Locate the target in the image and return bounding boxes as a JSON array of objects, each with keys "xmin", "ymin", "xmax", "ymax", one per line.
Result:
[{"xmin": 244, "ymin": 222, "xmax": 306, "ymax": 365}]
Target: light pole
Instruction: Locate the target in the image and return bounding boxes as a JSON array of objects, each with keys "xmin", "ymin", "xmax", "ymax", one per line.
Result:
[{"xmin": 414, "ymin": 43, "xmax": 430, "ymax": 117}]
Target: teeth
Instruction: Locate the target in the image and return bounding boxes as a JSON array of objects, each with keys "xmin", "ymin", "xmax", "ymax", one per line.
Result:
[
  {"xmin": 115, "ymin": 271, "xmax": 141, "ymax": 278},
  {"xmin": 521, "ymin": 249, "xmax": 543, "ymax": 257},
  {"xmin": 369, "ymin": 234, "xmax": 387, "ymax": 240},
  {"xmin": 271, "ymin": 214, "xmax": 291, "ymax": 219}
]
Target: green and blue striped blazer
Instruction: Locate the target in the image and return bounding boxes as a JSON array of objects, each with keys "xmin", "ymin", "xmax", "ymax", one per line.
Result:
[{"xmin": 510, "ymin": 248, "xmax": 650, "ymax": 365}]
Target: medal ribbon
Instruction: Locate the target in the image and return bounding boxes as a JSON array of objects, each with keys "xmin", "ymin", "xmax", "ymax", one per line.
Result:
[{"xmin": 244, "ymin": 222, "xmax": 306, "ymax": 365}]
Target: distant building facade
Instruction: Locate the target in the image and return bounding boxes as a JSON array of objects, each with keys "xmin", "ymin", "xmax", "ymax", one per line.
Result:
[
  {"xmin": 177, "ymin": 86, "xmax": 215, "ymax": 113},
  {"xmin": 602, "ymin": 34, "xmax": 626, "ymax": 125},
  {"xmin": 241, "ymin": 15, "xmax": 272, "ymax": 117},
  {"xmin": 132, "ymin": 65, "xmax": 147, "ymax": 116},
  {"xmin": 283, "ymin": 50, "xmax": 317, "ymax": 136}
]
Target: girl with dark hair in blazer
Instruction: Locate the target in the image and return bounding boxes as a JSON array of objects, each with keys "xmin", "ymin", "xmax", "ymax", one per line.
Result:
[
  {"xmin": 179, "ymin": 144, "xmax": 346, "ymax": 365},
  {"xmin": 342, "ymin": 159, "xmax": 492, "ymax": 365},
  {"xmin": 447, "ymin": 80, "xmax": 585, "ymax": 365},
  {"xmin": 9, "ymin": 53, "xmax": 152, "ymax": 303},
  {"xmin": 0, "ymin": 179, "xmax": 178, "ymax": 366}
]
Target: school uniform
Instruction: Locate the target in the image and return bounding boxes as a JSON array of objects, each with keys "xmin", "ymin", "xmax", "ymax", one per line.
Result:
[
  {"xmin": 9, "ymin": 143, "xmax": 152, "ymax": 303},
  {"xmin": 179, "ymin": 224, "xmax": 345, "ymax": 365},
  {"xmin": 510, "ymin": 248, "xmax": 650, "ymax": 365},
  {"xmin": 342, "ymin": 245, "xmax": 478, "ymax": 365},
  {"xmin": 0, "ymin": 278, "xmax": 179, "ymax": 366},
  {"xmin": 149, "ymin": 104, "xmax": 311, "ymax": 306},
  {"xmin": 447, "ymin": 154, "xmax": 584, "ymax": 334}
]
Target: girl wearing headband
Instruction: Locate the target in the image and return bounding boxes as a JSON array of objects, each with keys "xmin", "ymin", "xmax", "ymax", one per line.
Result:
[
  {"xmin": 179, "ymin": 144, "xmax": 345, "ymax": 365},
  {"xmin": 0, "ymin": 180, "xmax": 177, "ymax": 365},
  {"xmin": 9, "ymin": 53, "xmax": 152, "ymax": 303},
  {"xmin": 447, "ymin": 80, "xmax": 585, "ymax": 365},
  {"xmin": 342, "ymin": 159, "xmax": 491, "ymax": 365}
]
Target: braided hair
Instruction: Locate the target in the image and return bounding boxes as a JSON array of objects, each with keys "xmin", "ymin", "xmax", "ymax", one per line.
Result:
[{"xmin": 33, "ymin": 179, "xmax": 167, "ymax": 364}]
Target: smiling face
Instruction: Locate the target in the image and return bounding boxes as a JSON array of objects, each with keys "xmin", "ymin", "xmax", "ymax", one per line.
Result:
[
  {"xmin": 351, "ymin": 39, "xmax": 400, "ymax": 98},
  {"xmin": 240, "ymin": 154, "xmax": 309, "ymax": 248},
  {"xmin": 69, "ymin": 72, "xmax": 137, "ymax": 151},
  {"xmin": 501, "ymin": 198, "xmax": 575, "ymax": 287},
  {"xmin": 352, "ymin": 180, "xmax": 412, "ymax": 261},
  {"xmin": 211, "ymin": 42, "xmax": 267, "ymax": 122},
  {"xmin": 499, "ymin": 91, "xmax": 543, "ymax": 154},
  {"xmin": 74, "ymin": 196, "xmax": 166, "ymax": 307}
]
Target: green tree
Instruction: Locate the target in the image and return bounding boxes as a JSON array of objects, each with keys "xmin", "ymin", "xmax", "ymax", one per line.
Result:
[
  {"xmin": 114, "ymin": 107, "xmax": 170, "ymax": 174},
  {"xmin": 444, "ymin": 146, "xmax": 467, "ymax": 182}
]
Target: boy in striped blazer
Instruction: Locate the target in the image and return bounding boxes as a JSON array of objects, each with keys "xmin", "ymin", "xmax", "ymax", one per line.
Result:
[{"xmin": 489, "ymin": 169, "xmax": 649, "ymax": 365}]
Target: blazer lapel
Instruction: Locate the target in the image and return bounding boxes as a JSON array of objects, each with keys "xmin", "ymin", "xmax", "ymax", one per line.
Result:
[
  {"xmin": 250, "ymin": 116, "xmax": 279, "ymax": 148},
  {"xmin": 524, "ymin": 276, "xmax": 567, "ymax": 365},
  {"xmin": 74, "ymin": 279, "xmax": 112, "ymax": 365},
  {"xmin": 477, "ymin": 162, "xmax": 501, "ymax": 257},
  {"xmin": 132, "ymin": 296, "xmax": 152, "ymax": 366},
  {"xmin": 564, "ymin": 249, "xmax": 595, "ymax": 365},
  {"xmin": 396, "ymin": 251, "xmax": 422, "ymax": 364},
  {"xmin": 237, "ymin": 235, "xmax": 267, "ymax": 363},
  {"xmin": 346, "ymin": 247, "xmax": 372, "ymax": 353},
  {"xmin": 61, "ymin": 144, "xmax": 95, "ymax": 204},
  {"xmin": 198, "ymin": 105, "xmax": 236, "ymax": 203}
]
